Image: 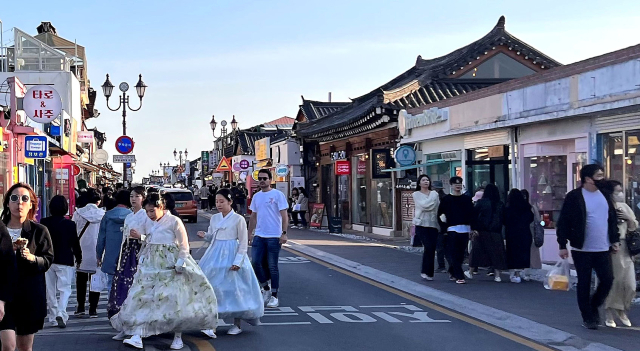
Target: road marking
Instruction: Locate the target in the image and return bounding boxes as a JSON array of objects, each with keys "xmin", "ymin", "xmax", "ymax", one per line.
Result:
[
  {"xmin": 307, "ymin": 313, "xmax": 333, "ymax": 324},
  {"xmin": 260, "ymin": 322, "xmax": 313, "ymax": 326},
  {"xmin": 184, "ymin": 336, "xmax": 216, "ymax": 351},
  {"xmin": 284, "ymin": 247, "xmax": 557, "ymax": 351}
]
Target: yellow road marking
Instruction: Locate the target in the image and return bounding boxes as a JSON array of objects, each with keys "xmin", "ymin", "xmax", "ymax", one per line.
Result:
[
  {"xmin": 184, "ymin": 335, "xmax": 216, "ymax": 351},
  {"xmin": 284, "ymin": 247, "xmax": 557, "ymax": 351}
]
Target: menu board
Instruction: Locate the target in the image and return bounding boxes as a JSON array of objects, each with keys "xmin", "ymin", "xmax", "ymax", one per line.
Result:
[{"xmin": 372, "ymin": 149, "xmax": 391, "ymax": 179}]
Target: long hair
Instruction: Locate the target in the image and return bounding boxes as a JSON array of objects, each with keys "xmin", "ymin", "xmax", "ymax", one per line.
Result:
[
  {"xmin": 2, "ymin": 182, "xmax": 38, "ymax": 224},
  {"xmin": 299, "ymin": 187, "xmax": 308, "ymax": 198},
  {"xmin": 482, "ymin": 184, "xmax": 501, "ymax": 209},
  {"xmin": 507, "ymin": 188, "xmax": 530, "ymax": 211},
  {"xmin": 415, "ymin": 174, "xmax": 432, "ymax": 191}
]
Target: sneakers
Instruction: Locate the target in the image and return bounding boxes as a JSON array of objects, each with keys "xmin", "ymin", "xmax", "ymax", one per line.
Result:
[
  {"xmin": 420, "ymin": 273, "xmax": 433, "ymax": 281},
  {"xmin": 56, "ymin": 316, "xmax": 66, "ymax": 328},
  {"xmin": 266, "ymin": 296, "xmax": 279, "ymax": 308},
  {"xmin": 456, "ymin": 279, "xmax": 466, "ymax": 284},
  {"xmin": 510, "ymin": 276, "xmax": 521, "ymax": 283},
  {"xmin": 245, "ymin": 318, "xmax": 261, "ymax": 326},
  {"xmin": 437, "ymin": 267, "xmax": 448, "ymax": 273},
  {"xmin": 112, "ymin": 331, "xmax": 127, "ymax": 341},
  {"xmin": 74, "ymin": 310, "xmax": 85, "ymax": 317},
  {"xmin": 487, "ymin": 272, "xmax": 495, "ymax": 277},
  {"xmin": 89, "ymin": 311, "xmax": 98, "ymax": 318},
  {"xmin": 201, "ymin": 329, "xmax": 217, "ymax": 339},
  {"xmin": 170, "ymin": 336, "xmax": 184, "ymax": 350},
  {"xmin": 494, "ymin": 276, "xmax": 502, "ymax": 283},
  {"xmin": 47, "ymin": 320, "xmax": 59, "ymax": 328},
  {"xmin": 464, "ymin": 271, "xmax": 473, "ymax": 280},
  {"xmin": 227, "ymin": 325, "xmax": 243, "ymax": 335},
  {"xmin": 123, "ymin": 335, "xmax": 143, "ymax": 349},
  {"xmin": 261, "ymin": 289, "xmax": 272, "ymax": 305},
  {"xmin": 582, "ymin": 321, "xmax": 598, "ymax": 330}
]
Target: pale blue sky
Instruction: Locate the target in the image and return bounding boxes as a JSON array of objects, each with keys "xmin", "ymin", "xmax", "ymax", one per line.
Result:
[{"xmin": 3, "ymin": 0, "xmax": 640, "ymax": 181}]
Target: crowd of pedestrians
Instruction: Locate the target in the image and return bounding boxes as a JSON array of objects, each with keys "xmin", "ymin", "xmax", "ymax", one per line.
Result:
[{"xmin": 413, "ymin": 164, "xmax": 638, "ymax": 330}]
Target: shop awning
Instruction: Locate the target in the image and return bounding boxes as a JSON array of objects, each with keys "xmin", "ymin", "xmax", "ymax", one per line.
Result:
[{"xmin": 381, "ymin": 159, "xmax": 447, "ymax": 172}]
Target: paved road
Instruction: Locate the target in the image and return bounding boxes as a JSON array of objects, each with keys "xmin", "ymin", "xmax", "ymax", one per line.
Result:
[{"xmin": 32, "ymin": 213, "xmax": 553, "ymax": 351}]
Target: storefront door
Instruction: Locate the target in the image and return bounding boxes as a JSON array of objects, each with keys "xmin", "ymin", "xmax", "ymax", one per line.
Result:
[
  {"xmin": 601, "ymin": 129, "xmax": 640, "ymax": 219},
  {"xmin": 466, "ymin": 146, "xmax": 510, "ymax": 200}
]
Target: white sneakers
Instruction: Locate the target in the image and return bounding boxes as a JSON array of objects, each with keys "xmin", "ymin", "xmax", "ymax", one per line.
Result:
[
  {"xmin": 123, "ymin": 335, "xmax": 143, "ymax": 349},
  {"xmin": 267, "ymin": 296, "xmax": 279, "ymax": 308},
  {"xmin": 261, "ymin": 289, "xmax": 272, "ymax": 305},
  {"xmin": 510, "ymin": 276, "xmax": 522, "ymax": 283},
  {"xmin": 464, "ymin": 271, "xmax": 474, "ymax": 280},
  {"xmin": 201, "ymin": 329, "xmax": 217, "ymax": 339},
  {"xmin": 420, "ymin": 273, "xmax": 433, "ymax": 281},
  {"xmin": 112, "ymin": 331, "xmax": 127, "ymax": 341},
  {"xmin": 170, "ymin": 335, "xmax": 184, "ymax": 350},
  {"xmin": 494, "ymin": 276, "xmax": 502, "ymax": 283},
  {"xmin": 227, "ymin": 325, "xmax": 243, "ymax": 335}
]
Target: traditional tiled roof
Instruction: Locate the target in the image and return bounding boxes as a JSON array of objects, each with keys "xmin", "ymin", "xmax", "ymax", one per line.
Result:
[
  {"xmin": 263, "ymin": 117, "xmax": 294, "ymax": 130},
  {"xmin": 298, "ymin": 99, "xmax": 350, "ymax": 121},
  {"xmin": 296, "ymin": 16, "xmax": 560, "ymax": 141}
]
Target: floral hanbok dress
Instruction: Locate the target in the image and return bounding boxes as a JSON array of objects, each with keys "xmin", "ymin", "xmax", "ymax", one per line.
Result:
[
  {"xmin": 199, "ymin": 211, "xmax": 264, "ymax": 321},
  {"xmin": 107, "ymin": 209, "xmax": 151, "ymax": 318},
  {"xmin": 110, "ymin": 212, "xmax": 218, "ymax": 337}
]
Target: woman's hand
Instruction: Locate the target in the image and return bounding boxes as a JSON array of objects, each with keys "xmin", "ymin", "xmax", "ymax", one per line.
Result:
[
  {"xmin": 617, "ymin": 209, "xmax": 633, "ymax": 222},
  {"xmin": 197, "ymin": 231, "xmax": 206, "ymax": 238},
  {"xmin": 230, "ymin": 265, "xmax": 240, "ymax": 271},
  {"xmin": 129, "ymin": 229, "xmax": 141, "ymax": 239},
  {"xmin": 21, "ymin": 247, "xmax": 35, "ymax": 262},
  {"xmin": 0, "ymin": 300, "xmax": 5, "ymax": 322}
]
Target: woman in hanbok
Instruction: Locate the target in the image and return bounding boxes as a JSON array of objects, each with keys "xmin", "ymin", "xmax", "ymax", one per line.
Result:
[
  {"xmin": 198, "ymin": 189, "xmax": 264, "ymax": 337},
  {"xmin": 110, "ymin": 193, "xmax": 218, "ymax": 350},
  {"xmin": 109, "ymin": 186, "xmax": 152, "ymax": 340}
]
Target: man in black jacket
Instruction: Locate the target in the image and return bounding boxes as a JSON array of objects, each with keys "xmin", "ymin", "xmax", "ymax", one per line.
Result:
[
  {"xmin": 40, "ymin": 195, "xmax": 81, "ymax": 328},
  {"xmin": 557, "ymin": 164, "xmax": 619, "ymax": 330}
]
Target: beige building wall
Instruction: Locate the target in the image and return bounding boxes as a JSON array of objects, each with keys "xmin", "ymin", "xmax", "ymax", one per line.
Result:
[{"xmin": 449, "ymin": 94, "xmax": 504, "ymax": 130}]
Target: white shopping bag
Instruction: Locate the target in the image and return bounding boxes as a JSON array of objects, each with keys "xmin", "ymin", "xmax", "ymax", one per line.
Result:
[
  {"xmin": 90, "ymin": 270, "xmax": 109, "ymax": 292},
  {"xmin": 544, "ymin": 259, "xmax": 571, "ymax": 291}
]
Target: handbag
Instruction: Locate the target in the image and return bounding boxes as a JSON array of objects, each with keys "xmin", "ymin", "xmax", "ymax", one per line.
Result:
[
  {"xmin": 533, "ymin": 222, "xmax": 545, "ymax": 248},
  {"xmin": 293, "ymin": 204, "xmax": 301, "ymax": 212},
  {"xmin": 626, "ymin": 229, "xmax": 640, "ymax": 256},
  {"xmin": 90, "ymin": 270, "xmax": 109, "ymax": 292}
]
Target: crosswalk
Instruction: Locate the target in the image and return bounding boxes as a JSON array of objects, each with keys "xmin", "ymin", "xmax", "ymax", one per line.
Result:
[{"xmin": 39, "ymin": 285, "xmax": 113, "ymax": 336}]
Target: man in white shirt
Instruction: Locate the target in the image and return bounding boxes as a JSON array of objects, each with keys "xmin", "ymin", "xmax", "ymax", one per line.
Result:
[
  {"xmin": 557, "ymin": 164, "xmax": 619, "ymax": 330},
  {"xmin": 249, "ymin": 169, "xmax": 289, "ymax": 308}
]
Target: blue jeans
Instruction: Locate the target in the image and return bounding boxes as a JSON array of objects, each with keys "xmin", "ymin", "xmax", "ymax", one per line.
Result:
[
  {"xmin": 251, "ymin": 236, "xmax": 281, "ymax": 291},
  {"xmin": 106, "ymin": 273, "xmax": 115, "ymax": 295}
]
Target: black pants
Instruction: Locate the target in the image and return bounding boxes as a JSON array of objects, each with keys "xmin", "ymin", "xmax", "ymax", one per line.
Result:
[
  {"xmin": 436, "ymin": 232, "xmax": 448, "ymax": 269},
  {"xmin": 76, "ymin": 271, "xmax": 100, "ymax": 314},
  {"xmin": 571, "ymin": 250, "xmax": 614, "ymax": 323},
  {"xmin": 292, "ymin": 211, "xmax": 308, "ymax": 227},
  {"xmin": 415, "ymin": 226, "xmax": 439, "ymax": 277},
  {"xmin": 447, "ymin": 231, "xmax": 469, "ymax": 280}
]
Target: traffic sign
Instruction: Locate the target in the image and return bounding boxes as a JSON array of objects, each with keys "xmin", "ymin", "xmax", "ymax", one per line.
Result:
[
  {"xmin": 216, "ymin": 157, "xmax": 232, "ymax": 172},
  {"xmin": 115, "ymin": 136, "xmax": 135, "ymax": 154},
  {"xmin": 93, "ymin": 149, "xmax": 109, "ymax": 165},
  {"xmin": 113, "ymin": 155, "xmax": 136, "ymax": 163},
  {"xmin": 239, "ymin": 159, "xmax": 250, "ymax": 170},
  {"xmin": 25, "ymin": 136, "xmax": 48, "ymax": 159}
]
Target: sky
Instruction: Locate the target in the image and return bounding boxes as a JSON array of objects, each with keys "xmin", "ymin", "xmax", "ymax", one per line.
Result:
[{"xmin": 3, "ymin": 0, "xmax": 640, "ymax": 182}]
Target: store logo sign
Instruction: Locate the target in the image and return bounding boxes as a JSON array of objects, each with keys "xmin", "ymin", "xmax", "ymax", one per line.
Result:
[
  {"xmin": 335, "ymin": 160, "xmax": 350, "ymax": 175},
  {"xmin": 399, "ymin": 108, "xmax": 449, "ymax": 137},
  {"xmin": 331, "ymin": 151, "xmax": 347, "ymax": 160}
]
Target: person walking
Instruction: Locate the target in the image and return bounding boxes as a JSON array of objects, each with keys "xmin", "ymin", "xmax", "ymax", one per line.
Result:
[
  {"xmin": 0, "ymin": 183, "xmax": 54, "ymax": 351},
  {"xmin": 604, "ymin": 180, "xmax": 637, "ymax": 328},
  {"xmin": 96, "ymin": 190, "xmax": 132, "ymax": 299},
  {"xmin": 111, "ymin": 193, "xmax": 217, "ymax": 350},
  {"xmin": 208, "ymin": 185, "xmax": 216, "ymax": 211},
  {"xmin": 40, "ymin": 195, "xmax": 82, "ymax": 328},
  {"xmin": 294, "ymin": 188, "xmax": 309, "ymax": 229},
  {"xmin": 199, "ymin": 184, "xmax": 209, "ymax": 211},
  {"xmin": 0, "ymin": 215, "xmax": 16, "ymax": 348},
  {"xmin": 466, "ymin": 184, "xmax": 506, "ymax": 282},
  {"xmin": 72, "ymin": 188, "xmax": 106, "ymax": 318},
  {"xmin": 433, "ymin": 181, "xmax": 448, "ymax": 273},
  {"xmin": 236, "ymin": 183, "xmax": 248, "ymax": 216},
  {"xmin": 289, "ymin": 188, "xmax": 300, "ymax": 229},
  {"xmin": 521, "ymin": 189, "xmax": 543, "ymax": 281},
  {"xmin": 412, "ymin": 175, "xmax": 440, "ymax": 281},
  {"xmin": 249, "ymin": 169, "xmax": 289, "ymax": 308},
  {"xmin": 438, "ymin": 177, "xmax": 474, "ymax": 284},
  {"xmin": 109, "ymin": 187, "xmax": 151, "ymax": 331},
  {"xmin": 557, "ymin": 164, "xmax": 619, "ymax": 330},
  {"xmin": 504, "ymin": 189, "xmax": 534, "ymax": 283},
  {"xmin": 198, "ymin": 189, "xmax": 264, "ymax": 337}
]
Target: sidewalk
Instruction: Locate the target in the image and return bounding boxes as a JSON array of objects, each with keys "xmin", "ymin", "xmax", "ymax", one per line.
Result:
[{"xmin": 283, "ymin": 226, "xmax": 639, "ymax": 351}]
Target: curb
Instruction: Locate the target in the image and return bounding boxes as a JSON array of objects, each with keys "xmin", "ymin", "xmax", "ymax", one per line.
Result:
[{"xmin": 285, "ymin": 240, "xmax": 621, "ymax": 351}]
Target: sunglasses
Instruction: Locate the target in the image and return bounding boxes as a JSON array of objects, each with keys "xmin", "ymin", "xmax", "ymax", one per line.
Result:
[
  {"xmin": 258, "ymin": 177, "xmax": 269, "ymax": 181},
  {"xmin": 10, "ymin": 194, "xmax": 30, "ymax": 203}
]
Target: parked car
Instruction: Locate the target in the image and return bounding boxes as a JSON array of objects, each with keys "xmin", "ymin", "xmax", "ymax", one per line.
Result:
[{"xmin": 160, "ymin": 188, "xmax": 198, "ymax": 223}]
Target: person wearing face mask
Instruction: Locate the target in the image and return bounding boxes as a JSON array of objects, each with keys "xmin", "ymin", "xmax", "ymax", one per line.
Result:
[
  {"xmin": 557, "ymin": 164, "xmax": 620, "ymax": 330},
  {"xmin": 604, "ymin": 180, "xmax": 637, "ymax": 328}
]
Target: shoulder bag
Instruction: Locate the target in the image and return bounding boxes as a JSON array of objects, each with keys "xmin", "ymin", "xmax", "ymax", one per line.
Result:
[{"xmin": 626, "ymin": 229, "xmax": 640, "ymax": 256}]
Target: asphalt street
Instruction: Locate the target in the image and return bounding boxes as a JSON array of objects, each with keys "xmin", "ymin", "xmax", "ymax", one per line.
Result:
[{"xmin": 32, "ymin": 214, "xmax": 553, "ymax": 351}]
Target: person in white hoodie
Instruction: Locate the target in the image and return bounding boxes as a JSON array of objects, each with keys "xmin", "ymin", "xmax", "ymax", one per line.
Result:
[{"xmin": 71, "ymin": 188, "xmax": 106, "ymax": 318}]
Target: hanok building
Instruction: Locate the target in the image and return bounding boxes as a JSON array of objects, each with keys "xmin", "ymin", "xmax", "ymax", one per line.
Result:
[{"xmin": 295, "ymin": 16, "xmax": 560, "ymax": 236}]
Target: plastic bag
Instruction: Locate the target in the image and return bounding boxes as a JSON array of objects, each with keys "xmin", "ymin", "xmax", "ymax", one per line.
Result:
[
  {"xmin": 90, "ymin": 270, "xmax": 109, "ymax": 292},
  {"xmin": 544, "ymin": 259, "xmax": 570, "ymax": 291}
]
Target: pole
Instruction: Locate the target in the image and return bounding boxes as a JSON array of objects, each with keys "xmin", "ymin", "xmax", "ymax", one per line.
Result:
[{"xmin": 122, "ymin": 92, "xmax": 127, "ymax": 185}]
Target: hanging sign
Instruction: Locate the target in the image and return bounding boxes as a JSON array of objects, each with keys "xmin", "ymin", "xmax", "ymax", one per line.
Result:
[
  {"xmin": 394, "ymin": 145, "xmax": 416, "ymax": 167},
  {"xmin": 25, "ymin": 136, "xmax": 48, "ymax": 159},
  {"xmin": 239, "ymin": 159, "xmax": 250, "ymax": 170},
  {"xmin": 275, "ymin": 164, "xmax": 289, "ymax": 177},
  {"xmin": 252, "ymin": 170, "xmax": 261, "ymax": 181},
  {"xmin": 115, "ymin": 136, "xmax": 134, "ymax": 154},
  {"xmin": 77, "ymin": 131, "xmax": 94, "ymax": 143},
  {"xmin": 23, "ymin": 85, "xmax": 62, "ymax": 124},
  {"xmin": 232, "ymin": 162, "xmax": 242, "ymax": 171},
  {"xmin": 113, "ymin": 155, "xmax": 136, "ymax": 163},
  {"xmin": 216, "ymin": 156, "xmax": 232, "ymax": 172},
  {"xmin": 331, "ymin": 151, "xmax": 347, "ymax": 161},
  {"xmin": 93, "ymin": 149, "xmax": 108, "ymax": 165},
  {"xmin": 335, "ymin": 160, "xmax": 351, "ymax": 175},
  {"xmin": 72, "ymin": 165, "xmax": 81, "ymax": 176}
]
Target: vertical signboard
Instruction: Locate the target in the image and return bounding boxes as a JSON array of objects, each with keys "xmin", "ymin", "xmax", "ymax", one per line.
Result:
[
  {"xmin": 255, "ymin": 137, "xmax": 270, "ymax": 161},
  {"xmin": 201, "ymin": 151, "xmax": 210, "ymax": 174}
]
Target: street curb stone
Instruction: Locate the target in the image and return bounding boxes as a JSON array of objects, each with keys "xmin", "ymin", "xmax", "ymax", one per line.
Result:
[{"xmin": 285, "ymin": 240, "xmax": 621, "ymax": 351}]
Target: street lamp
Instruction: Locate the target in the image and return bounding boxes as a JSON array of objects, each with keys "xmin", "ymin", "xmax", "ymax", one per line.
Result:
[
  {"xmin": 101, "ymin": 74, "xmax": 147, "ymax": 185},
  {"xmin": 210, "ymin": 115, "xmax": 239, "ymax": 159},
  {"xmin": 173, "ymin": 148, "xmax": 188, "ymax": 165}
]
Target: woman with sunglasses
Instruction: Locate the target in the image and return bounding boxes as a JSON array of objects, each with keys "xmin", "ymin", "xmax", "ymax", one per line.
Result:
[{"xmin": 0, "ymin": 183, "xmax": 54, "ymax": 351}]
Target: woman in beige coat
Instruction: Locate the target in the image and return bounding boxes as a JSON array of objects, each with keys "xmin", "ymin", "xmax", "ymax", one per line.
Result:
[{"xmin": 604, "ymin": 181, "xmax": 638, "ymax": 328}]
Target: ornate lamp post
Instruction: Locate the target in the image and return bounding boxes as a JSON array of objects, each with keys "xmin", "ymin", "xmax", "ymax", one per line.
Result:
[{"xmin": 101, "ymin": 74, "xmax": 147, "ymax": 184}]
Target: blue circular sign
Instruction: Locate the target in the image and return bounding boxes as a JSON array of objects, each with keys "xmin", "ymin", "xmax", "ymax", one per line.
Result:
[
  {"xmin": 394, "ymin": 145, "xmax": 416, "ymax": 167},
  {"xmin": 115, "ymin": 136, "xmax": 135, "ymax": 154}
]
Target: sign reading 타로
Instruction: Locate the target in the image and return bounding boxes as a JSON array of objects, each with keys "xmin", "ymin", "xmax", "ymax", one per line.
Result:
[
  {"xmin": 25, "ymin": 136, "xmax": 48, "ymax": 159},
  {"xmin": 23, "ymin": 85, "xmax": 62, "ymax": 124}
]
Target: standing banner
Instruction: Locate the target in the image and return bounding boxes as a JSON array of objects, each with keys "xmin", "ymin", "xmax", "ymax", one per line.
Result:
[{"xmin": 309, "ymin": 203, "xmax": 325, "ymax": 228}]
